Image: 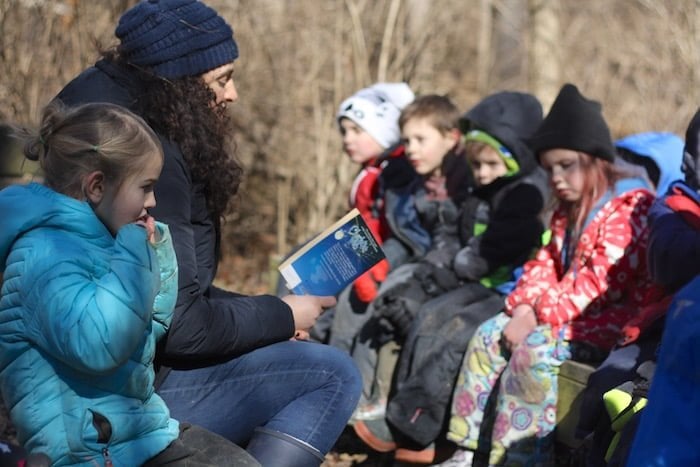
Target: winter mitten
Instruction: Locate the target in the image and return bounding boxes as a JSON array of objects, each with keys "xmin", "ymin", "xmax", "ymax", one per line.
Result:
[
  {"xmin": 370, "ymin": 259, "xmax": 390, "ymax": 283},
  {"xmin": 374, "ymin": 282, "xmax": 427, "ymax": 338},
  {"xmin": 414, "ymin": 262, "xmax": 459, "ymax": 296},
  {"xmin": 353, "ymin": 271, "xmax": 379, "ymax": 303},
  {"xmin": 430, "ymin": 265, "xmax": 460, "ymax": 291},
  {"xmin": 380, "ymin": 297, "xmax": 414, "ymax": 338}
]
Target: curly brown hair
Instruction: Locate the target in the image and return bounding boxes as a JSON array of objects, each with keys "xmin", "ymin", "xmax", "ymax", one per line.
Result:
[{"xmin": 104, "ymin": 51, "xmax": 243, "ymax": 220}]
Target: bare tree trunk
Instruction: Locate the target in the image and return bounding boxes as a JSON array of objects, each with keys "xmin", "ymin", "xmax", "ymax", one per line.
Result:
[
  {"xmin": 345, "ymin": 0, "xmax": 371, "ymax": 86},
  {"xmin": 477, "ymin": 0, "xmax": 493, "ymax": 93},
  {"xmin": 276, "ymin": 171, "xmax": 291, "ymax": 256},
  {"xmin": 377, "ymin": 0, "xmax": 402, "ymax": 82},
  {"xmin": 528, "ymin": 0, "xmax": 561, "ymax": 110},
  {"xmin": 405, "ymin": 0, "xmax": 431, "ymax": 85},
  {"xmin": 493, "ymin": 0, "xmax": 527, "ymax": 89},
  {"xmin": 688, "ymin": 0, "xmax": 700, "ymax": 105}
]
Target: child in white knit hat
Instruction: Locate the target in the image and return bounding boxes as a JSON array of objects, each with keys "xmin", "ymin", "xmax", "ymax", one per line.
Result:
[
  {"xmin": 337, "ymin": 82, "xmax": 415, "ymax": 156},
  {"xmin": 336, "ymin": 82, "xmax": 415, "ymax": 262},
  {"xmin": 319, "ymin": 83, "xmax": 420, "ymax": 352}
]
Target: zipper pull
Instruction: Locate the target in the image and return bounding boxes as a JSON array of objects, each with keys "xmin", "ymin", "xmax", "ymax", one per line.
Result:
[{"xmin": 102, "ymin": 447, "xmax": 113, "ymax": 467}]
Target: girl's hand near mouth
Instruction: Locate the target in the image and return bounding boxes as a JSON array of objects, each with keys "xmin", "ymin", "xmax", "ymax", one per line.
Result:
[{"xmin": 136, "ymin": 215, "xmax": 158, "ymax": 245}]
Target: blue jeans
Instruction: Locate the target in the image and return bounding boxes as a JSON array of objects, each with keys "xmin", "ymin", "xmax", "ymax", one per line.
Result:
[{"xmin": 157, "ymin": 340, "xmax": 362, "ymax": 454}]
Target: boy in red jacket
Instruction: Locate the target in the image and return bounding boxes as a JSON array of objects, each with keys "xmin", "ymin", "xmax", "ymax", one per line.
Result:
[
  {"xmin": 322, "ymin": 83, "xmax": 419, "ymax": 350},
  {"xmin": 337, "ymin": 82, "xmax": 415, "ymax": 302}
]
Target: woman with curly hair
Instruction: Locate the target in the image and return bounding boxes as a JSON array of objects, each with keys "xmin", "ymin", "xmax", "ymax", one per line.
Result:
[{"xmin": 55, "ymin": 1, "xmax": 361, "ymax": 465}]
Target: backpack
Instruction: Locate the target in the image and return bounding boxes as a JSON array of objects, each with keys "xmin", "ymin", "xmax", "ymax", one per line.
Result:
[{"xmin": 599, "ymin": 360, "xmax": 655, "ymax": 467}]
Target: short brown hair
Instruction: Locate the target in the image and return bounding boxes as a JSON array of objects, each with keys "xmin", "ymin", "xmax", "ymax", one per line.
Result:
[{"xmin": 399, "ymin": 94, "xmax": 460, "ymax": 135}]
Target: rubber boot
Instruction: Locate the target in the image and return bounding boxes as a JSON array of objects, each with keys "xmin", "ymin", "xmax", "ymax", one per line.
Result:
[{"xmin": 246, "ymin": 427, "xmax": 324, "ymax": 467}]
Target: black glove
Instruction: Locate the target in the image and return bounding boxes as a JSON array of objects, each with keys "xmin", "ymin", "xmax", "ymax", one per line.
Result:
[
  {"xmin": 414, "ymin": 262, "xmax": 460, "ymax": 296},
  {"xmin": 373, "ymin": 281, "xmax": 428, "ymax": 339},
  {"xmin": 430, "ymin": 266, "xmax": 460, "ymax": 291}
]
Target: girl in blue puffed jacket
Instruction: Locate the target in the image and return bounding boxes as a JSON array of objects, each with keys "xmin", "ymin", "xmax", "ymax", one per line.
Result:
[{"xmin": 0, "ymin": 102, "xmax": 191, "ymax": 466}]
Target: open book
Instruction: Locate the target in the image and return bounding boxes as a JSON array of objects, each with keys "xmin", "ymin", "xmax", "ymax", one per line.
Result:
[{"xmin": 278, "ymin": 208, "xmax": 386, "ymax": 296}]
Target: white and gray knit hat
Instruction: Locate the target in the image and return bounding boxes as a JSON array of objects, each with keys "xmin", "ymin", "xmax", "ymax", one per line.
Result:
[{"xmin": 337, "ymin": 82, "xmax": 414, "ymax": 149}]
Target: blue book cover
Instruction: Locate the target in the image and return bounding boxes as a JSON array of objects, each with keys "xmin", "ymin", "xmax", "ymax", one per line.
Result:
[{"xmin": 278, "ymin": 208, "xmax": 385, "ymax": 296}]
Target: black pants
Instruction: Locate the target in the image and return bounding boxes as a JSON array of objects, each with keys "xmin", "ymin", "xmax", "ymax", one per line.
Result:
[
  {"xmin": 0, "ymin": 440, "xmax": 26, "ymax": 467},
  {"xmin": 386, "ymin": 282, "xmax": 504, "ymax": 447}
]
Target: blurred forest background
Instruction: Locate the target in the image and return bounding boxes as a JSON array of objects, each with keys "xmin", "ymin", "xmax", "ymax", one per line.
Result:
[{"xmin": 1, "ymin": 0, "xmax": 699, "ymax": 294}]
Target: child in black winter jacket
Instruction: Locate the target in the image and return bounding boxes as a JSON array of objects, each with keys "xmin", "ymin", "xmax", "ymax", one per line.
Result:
[{"xmin": 353, "ymin": 91, "xmax": 549, "ymax": 462}]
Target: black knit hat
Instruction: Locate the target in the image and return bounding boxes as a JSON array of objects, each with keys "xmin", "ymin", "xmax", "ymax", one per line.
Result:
[
  {"xmin": 116, "ymin": 0, "xmax": 239, "ymax": 79},
  {"xmin": 529, "ymin": 83, "xmax": 616, "ymax": 162}
]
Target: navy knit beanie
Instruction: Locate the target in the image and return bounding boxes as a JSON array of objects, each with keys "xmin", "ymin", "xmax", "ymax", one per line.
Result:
[
  {"xmin": 529, "ymin": 83, "xmax": 616, "ymax": 162},
  {"xmin": 116, "ymin": 0, "xmax": 239, "ymax": 79}
]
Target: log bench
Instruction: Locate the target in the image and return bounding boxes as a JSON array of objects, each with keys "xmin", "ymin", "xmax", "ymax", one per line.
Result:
[{"xmin": 556, "ymin": 360, "xmax": 596, "ymax": 449}]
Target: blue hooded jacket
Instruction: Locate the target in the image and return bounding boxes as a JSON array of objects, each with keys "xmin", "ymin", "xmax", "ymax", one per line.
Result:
[
  {"xmin": 0, "ymin": 183, "xmax": 179, "ymax": 465},
  {"xmin": 625, "ymin": 123, "xmax": 700, "ymax": 465},
  {"xmin": 626, "ymin": 274, "xmax": 700, "ymax": 466},
  {"xmin": 615, "ymin": 131, "xmax": 684, "ymax": 195},
  {"xmin": 643, "ymin": 113, "xmax": 700, "ymax": 293},
  {"xmin": 646, "ymin": 181, "xmax": 700, "ymax": 292}
]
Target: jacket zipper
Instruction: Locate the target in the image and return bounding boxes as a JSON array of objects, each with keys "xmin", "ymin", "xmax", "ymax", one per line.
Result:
[{"xmin": 102, "ymin": 447, "xmax": 113, "ymax": 467}]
